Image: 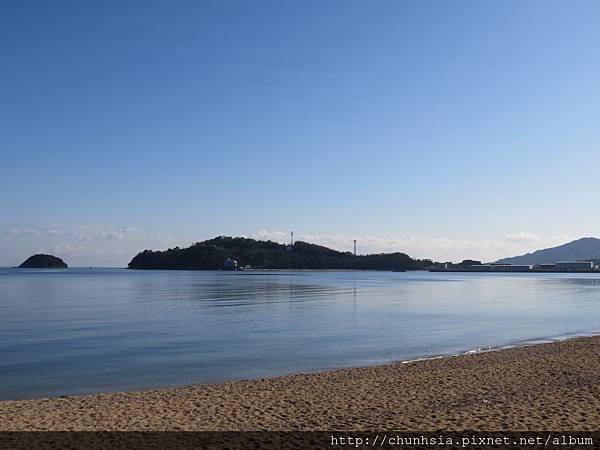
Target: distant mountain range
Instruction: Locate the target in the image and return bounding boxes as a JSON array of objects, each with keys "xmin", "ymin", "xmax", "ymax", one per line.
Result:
[{"xmin": 496, "ymin": 237, "xmax": 600, "ymax": 265}]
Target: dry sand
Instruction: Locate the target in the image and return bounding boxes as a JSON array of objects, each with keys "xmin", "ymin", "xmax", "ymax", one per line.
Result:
[{"xmin": 1, "ymin": 336, "xmax": 600, "ymax": 431}]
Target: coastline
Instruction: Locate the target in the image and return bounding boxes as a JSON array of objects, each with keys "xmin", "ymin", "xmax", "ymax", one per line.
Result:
[{"xmin": 2, "ymin": 335, "xmax": 600, "ymax": 431}]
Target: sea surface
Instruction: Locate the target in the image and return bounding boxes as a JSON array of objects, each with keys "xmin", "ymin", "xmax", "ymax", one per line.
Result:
[{"xmin": 1, "ymin": 268, "xmax": 600, "ymax": 400}]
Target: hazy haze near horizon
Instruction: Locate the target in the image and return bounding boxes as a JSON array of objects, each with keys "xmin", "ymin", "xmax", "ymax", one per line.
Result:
[{"xmin": 1, "ymin": 1, "xmax": 599, "ymax": 266}]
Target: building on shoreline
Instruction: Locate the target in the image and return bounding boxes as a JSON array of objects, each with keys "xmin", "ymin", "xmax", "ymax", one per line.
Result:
[
  {"xmin": 464, "ymin": 264, "xmax": 533, "ymax": 272},
  {"xmin": 223, "ymin": 258, "xmax": 238, "ymax": 270},
  {"xmin": 431, "ymin": 263, "xmax": 532, "ymax": 272},
  {"xmin": 432, "ymin": 261, "xmax": 597, "ymax": 273},
  {"xmin": 555, "ymin": 261, "xmax": 594, "ymax": 270},
  {"xmin": 537, "ymin": 261, "xmax": 594, "ymax": 271}
]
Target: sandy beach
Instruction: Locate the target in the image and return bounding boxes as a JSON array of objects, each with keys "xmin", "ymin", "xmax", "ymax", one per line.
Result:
[{"xmin": 1, "ymin": 336, "xmax": 600, "ymax": 431}]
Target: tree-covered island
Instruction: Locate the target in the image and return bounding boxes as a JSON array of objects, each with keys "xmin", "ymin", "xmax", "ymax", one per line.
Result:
[{"xmin": 128, "ymin": 236, "xmax": 433, "ymax": 271}]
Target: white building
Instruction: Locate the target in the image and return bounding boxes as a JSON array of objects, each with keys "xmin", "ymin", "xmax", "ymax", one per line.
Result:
[{"xmin": 223, "ymin": 258, "xmax": 238, "ymax": 270}]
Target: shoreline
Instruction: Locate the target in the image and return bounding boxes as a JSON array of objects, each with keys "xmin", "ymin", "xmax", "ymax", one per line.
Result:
[
  {"xmin": 4, "ymin": 329, "xmax": 598, "ymax": 403},
  {"xmin": 3, "ymin": 335, "xmax": 600, "ymax": 431},
  {"xmin": 431, "ymin": 268, "xmax": 600, "ymax": 274},
  {"xmin": 9, "ymin": 266, "xmax": 600, "ymax": 274}
]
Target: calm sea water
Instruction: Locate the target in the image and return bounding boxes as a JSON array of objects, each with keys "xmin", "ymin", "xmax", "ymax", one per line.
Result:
[{"xmin": 1, "ymin": 268, "xmax": 600, "ymax": 400}]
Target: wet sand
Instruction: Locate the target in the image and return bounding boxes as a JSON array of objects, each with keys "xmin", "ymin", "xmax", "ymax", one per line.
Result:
[{"xmin": 1, "ymin": 336, "xmax": 600, "ymax": 431}]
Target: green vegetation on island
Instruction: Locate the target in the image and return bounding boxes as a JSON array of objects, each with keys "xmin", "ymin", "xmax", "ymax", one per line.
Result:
[
  {"xmin": 128, "ymin": 236, "xmax": 432, "ymax": 271},
  {"xmin": 19, "ymin": 254, "xmax": 68, "ymax": 269}
]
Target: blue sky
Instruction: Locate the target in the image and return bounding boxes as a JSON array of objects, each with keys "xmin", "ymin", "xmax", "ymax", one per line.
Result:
[{"xmin": 1, "ymin": 1, "xmax": 599, "ymax": 266}]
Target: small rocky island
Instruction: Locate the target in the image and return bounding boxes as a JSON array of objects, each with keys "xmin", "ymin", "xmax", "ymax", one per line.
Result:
[{"xmin": 19, "ymin": 254, "xmax": 68, "ymax": 269}]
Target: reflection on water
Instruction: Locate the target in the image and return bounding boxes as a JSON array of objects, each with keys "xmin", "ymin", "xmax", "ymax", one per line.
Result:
[{"xmin": 1, "ymin": 269, "xmax": 600, "ymax": 399}]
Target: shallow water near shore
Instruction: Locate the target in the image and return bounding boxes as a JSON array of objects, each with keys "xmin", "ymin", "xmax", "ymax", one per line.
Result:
[{"xmin": 1, "ymin": 268, "xmax": 600, "ymax": 400}]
